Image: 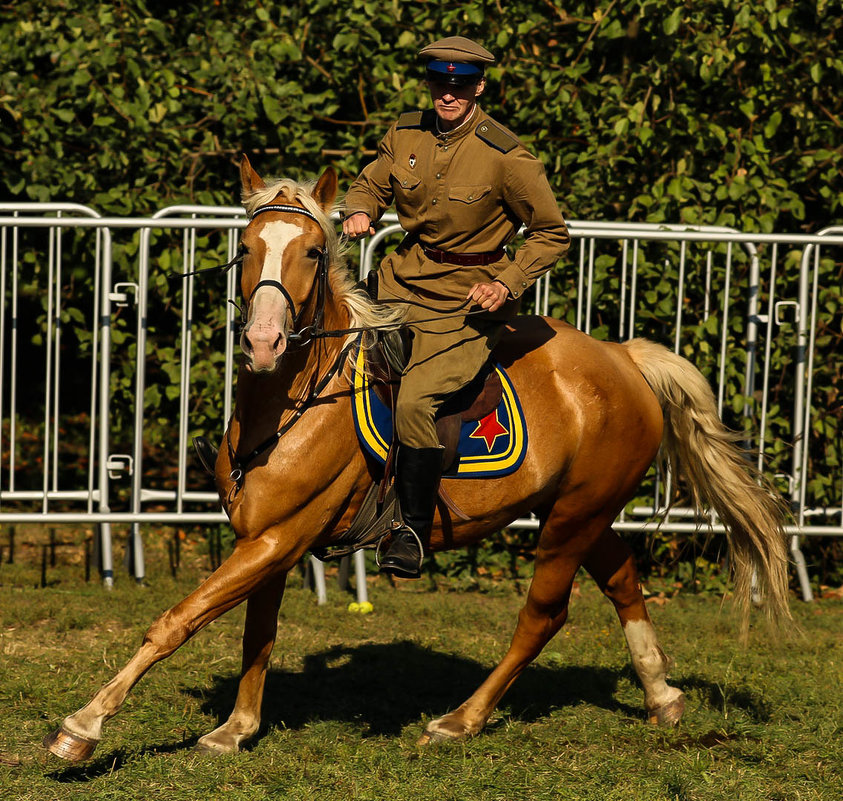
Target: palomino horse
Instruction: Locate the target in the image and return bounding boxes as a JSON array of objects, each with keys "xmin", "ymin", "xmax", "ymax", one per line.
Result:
[{"xmin": 44, "ymin": 158, "xmax": 790, "ymax": 761}]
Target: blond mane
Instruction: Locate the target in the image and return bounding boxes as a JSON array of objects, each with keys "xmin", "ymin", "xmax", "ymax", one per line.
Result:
[{"xmin": 241, "ymin": 177, "xmax": 406, "ymax": 354}]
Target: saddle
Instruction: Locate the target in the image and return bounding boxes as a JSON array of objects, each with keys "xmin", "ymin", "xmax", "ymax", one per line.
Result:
[{"xmin": 366, "ymin": 329, "xmax": 503, "ymax": 473}]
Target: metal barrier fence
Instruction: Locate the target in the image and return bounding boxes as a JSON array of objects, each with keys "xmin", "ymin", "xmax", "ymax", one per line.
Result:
[{"xmin": 1, "ymin": 204, "xmax": 841, "ymax": 602}]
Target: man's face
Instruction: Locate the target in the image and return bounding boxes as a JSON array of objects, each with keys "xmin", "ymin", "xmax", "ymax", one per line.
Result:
[{"xmin": 427, "ymin": 77, "xmax": 486, "ymax": 130}]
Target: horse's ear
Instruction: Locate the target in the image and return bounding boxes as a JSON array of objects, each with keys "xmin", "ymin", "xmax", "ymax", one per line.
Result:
[
  {"xmin": 240, "ymin": 154, "xmax": 266, "ymax": 194},
  {"xmin": 313, "ymin": 167, "xmax": 338, "ymax": 211}
]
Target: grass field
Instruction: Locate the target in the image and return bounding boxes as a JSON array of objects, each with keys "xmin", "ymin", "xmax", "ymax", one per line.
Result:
[{"xmin": 0, "ymin": 532, "xmax": 841, "ymax": 801}]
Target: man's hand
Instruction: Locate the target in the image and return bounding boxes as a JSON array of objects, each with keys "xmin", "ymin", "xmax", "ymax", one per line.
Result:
[
  {"xmin": 342, "ymin": 212, "xmax": 376, "ymax": 239},
  {"xmin": 467, "ymin": 281, "xmax": 511, "ymax": 313}
]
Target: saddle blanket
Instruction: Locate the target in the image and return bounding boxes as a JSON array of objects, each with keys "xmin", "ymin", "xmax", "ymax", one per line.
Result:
[{"xmin": 351, "ymin": 346, "xmax": 528, "ymax": 479}]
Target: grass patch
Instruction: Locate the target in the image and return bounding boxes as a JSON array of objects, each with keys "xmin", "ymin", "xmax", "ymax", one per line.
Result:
[{"xmin": 0, "ymin": 532, "xmax": 841, "ymax": 800}]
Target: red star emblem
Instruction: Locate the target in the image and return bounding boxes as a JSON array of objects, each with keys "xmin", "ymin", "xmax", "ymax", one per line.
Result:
[
  {"xmin": 447, "ymin": 63, "xmax": 456, "ymax": 72},
  {"xmin": 469, "ymin": 410, "xmax": 509, "ymax": 452}
]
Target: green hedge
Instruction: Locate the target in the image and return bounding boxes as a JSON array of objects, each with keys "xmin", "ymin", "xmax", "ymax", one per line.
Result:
[{"xmin": 3, "ymin": 0, "xmax": 841, "ymax": 229}]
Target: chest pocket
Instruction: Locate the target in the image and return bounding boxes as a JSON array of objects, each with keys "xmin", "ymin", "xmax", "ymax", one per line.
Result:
[
  {"xmin": 448, "ymin": 185, "xmax": 493, "ymax": 204},
  {"xmin": 390, "ymin": 165, "xmax": 421, "ymax": 194}
]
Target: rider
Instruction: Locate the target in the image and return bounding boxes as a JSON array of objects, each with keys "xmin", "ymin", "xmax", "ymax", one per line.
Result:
[{"xmin": 343, "ymin": 35, "xmax": 570, "ymax": 579}]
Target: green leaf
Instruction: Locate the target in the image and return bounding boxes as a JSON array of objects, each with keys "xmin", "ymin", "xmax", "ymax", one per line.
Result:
[{"xmin": 663, "ymin": 8, "xmax": 682, "ymax": 35}]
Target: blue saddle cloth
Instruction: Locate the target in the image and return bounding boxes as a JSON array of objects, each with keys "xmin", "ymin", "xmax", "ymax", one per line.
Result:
[{"xmin": 351, "ymin": 345, "xmax": 528, "ymax": 479}]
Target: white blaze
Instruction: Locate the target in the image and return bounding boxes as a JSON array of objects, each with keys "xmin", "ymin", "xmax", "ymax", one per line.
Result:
[{"xmin": 257, "ymin": 220, "xmax": 303, "ymax": 283}]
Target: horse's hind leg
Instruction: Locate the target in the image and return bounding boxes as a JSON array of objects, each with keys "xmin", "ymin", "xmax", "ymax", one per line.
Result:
[
  {"xmin": 419, "ymin": 515, "xmax": 599, "ymax": 745},
  {"xmin": 195, "ymin": 576, "xmax": 286, "ymax": 754},
  {"xmin": 583, "ymin": 527, "xmax": 685, "ymax": 726}
]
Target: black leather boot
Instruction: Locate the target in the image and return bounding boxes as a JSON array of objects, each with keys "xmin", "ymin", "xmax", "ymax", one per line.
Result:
[{"xmin": 379, "ymin": 445, "xmax": 443, "ymax": 579}]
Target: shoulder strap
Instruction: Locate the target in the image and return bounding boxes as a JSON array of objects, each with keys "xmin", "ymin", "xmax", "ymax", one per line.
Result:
[
  {"xmin": 475, "ymin": 120, "xmax": 519, "ymax": 154},
  {"xmin": 397, "ymin": 109, "xmax": 436, "ymax": 129}
]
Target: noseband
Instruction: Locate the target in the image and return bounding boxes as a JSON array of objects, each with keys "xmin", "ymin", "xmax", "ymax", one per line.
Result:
[{"xmin": 245, "ymin": 203, "xmax": 329, "ymax": 346}]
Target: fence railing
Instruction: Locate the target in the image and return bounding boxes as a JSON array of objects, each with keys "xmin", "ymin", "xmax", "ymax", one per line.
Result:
[{"xmin": 1, "ymin": 204, "xmax": 841, "ymax": 602}]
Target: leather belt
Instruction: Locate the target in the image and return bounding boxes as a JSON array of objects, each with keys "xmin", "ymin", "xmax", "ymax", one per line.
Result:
[{"xmin": 421, "ymin": 244, "xmax": 505, "ymax": 266}]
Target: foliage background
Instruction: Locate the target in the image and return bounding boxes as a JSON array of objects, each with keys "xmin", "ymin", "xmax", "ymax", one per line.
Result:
[
  {"xmin": 2, "ymin": 0, "xmax": 841, "ymax": 229},
  {"xmin": 1, "ymin": 0, "xmax": 841, "ymax": 586}
]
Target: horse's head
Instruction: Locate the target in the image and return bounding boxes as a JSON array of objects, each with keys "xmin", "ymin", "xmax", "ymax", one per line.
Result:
[{"xmin": 238, "ymin": 155, "xmax": 339, "ymax": 373}]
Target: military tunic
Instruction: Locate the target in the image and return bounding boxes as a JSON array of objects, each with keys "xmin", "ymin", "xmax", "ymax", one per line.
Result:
[{"xmin": 344, "ymin": 106, "xmax": 570, "ymax": 448}]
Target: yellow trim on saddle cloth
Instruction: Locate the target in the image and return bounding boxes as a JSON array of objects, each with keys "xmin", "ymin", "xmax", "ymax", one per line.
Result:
[{"xmin": 352, "ymin": 345, "xmax": 528, "ymax": 478}]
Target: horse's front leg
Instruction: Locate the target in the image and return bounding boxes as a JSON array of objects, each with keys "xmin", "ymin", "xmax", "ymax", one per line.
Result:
[
  {"xmin": 44, "ymin": 535, "xmax": 295, "ymax": 761},
  {"xmin": 195, "ymin": 575, "xmax": 286, "ymax": 754}
]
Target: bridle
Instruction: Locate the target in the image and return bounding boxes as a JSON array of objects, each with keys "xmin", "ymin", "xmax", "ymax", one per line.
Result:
[
  {"xmin": 184, "ymin": 203, "xmax": 484, "ymax": 348},
  {"xmin": 241, "ymin": 203, "xmax": 331, "ymax": 347},
  {"xmin": 184, "ymin": 201, "xmax": 489, "ymax": 494}
]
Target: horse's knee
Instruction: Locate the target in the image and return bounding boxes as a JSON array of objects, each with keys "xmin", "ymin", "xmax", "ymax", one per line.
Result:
[{"xmin": 142, "ymin": 611, "xmax": 189, "ymax": 659}]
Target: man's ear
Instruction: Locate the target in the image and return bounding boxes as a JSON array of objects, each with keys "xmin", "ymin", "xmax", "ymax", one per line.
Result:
[{"xmin": 474, "ymin": 77, "xmax": 486, "ymax": 99}]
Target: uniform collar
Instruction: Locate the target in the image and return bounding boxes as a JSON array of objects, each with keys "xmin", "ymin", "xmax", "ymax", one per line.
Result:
[{"xmin": 434, "ymin": 105, "xmax": 484, "ymax": 144}]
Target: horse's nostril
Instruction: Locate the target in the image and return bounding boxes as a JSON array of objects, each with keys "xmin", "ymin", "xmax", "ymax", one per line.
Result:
[
  {"xmin": 242, "ymin": 333, "xmax": 254, "ymax": 353},
  {"xmin": 273, "ymin": 333, "xmax": 282, "ymax": 352}
]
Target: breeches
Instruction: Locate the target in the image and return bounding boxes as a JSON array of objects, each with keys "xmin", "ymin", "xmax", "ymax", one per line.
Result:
[{"xmin": 394, "ymin": 311, "xmax": 503, "ymax": 449}]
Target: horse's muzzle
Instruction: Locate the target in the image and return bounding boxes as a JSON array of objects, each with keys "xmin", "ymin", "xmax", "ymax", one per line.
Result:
[{"xmin": 241, "ymin": 324, "xmax": 287, "ymax": 372}]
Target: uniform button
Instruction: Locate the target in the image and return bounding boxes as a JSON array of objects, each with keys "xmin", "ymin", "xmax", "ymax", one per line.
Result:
[
  {"xmin": 432, "ymin": 199, "xmax": 438, "ymax": 205},
  {"xmin": 436, "ymin": 173, "xmax": 442, "ymax": 179},
  {"xmin": 521, "ymin": 281, "xmax": 527, "ymax": 287},
  {"xmin": 467, "ymin": 194, "xmax": 473, "ymax": 200},
  {"xmin": 480, "ymin": 125, "xmax": 488, "ymax": 132},
  {"xmin": 402, "ymin": 180, "xmax": 407, "ymax": 187},
  {"xmin": 443, "ymin": 146, "xmax": 449, "ymax": 152}
]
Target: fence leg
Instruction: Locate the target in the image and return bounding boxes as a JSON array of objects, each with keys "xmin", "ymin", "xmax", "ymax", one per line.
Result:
[
  {"xmin": 310, "ymin": 555, "xmax": 327, "ymax": 605},
  {"xmin": 354, "ymin": 550, "xmax": 369, "ymax": 606},
  {"xmin": 99, "ymin": 522, "xmax": 114, "ymax": 589},
  {"xmin": 790, "ymin": 534, "xmax": 814, "ymax": 602},
  {"xmin": 131, "ymin": 522, "xmax": 146, "ymax": 585}
]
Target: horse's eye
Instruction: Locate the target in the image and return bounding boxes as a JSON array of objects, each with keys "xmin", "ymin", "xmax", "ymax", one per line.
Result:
[{"xmin": 307, "ymin": 247, "xmax": 323, "ymax": 261}]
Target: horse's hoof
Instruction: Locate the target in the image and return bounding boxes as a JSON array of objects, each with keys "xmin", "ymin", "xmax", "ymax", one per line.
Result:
[
  {"xmin": 42, "ymin": 727, "xmax": 98, "ymax": 761},
  {"xmin": 193, "ymin": 739, "xmax": 237, "ymax": 756},
  {"xmin": 648, "ymin": 692, "xmax": 686, "ymax": 727},
  {"xmin": 417, "ymin": 716, "xmax": 475, "ymax": 746},
  {"xmin": 416, "ymin": 728, "xmax": 455, "ymax": 746}
]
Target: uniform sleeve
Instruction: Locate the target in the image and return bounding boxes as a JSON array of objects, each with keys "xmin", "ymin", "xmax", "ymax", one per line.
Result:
[
  {"xmin": 342, "ymin": 125, "xmax": 397, "ymax": 223},
  {"xmin": 495, "ymin": 150, "xmax": 570, "ymax": 299}
]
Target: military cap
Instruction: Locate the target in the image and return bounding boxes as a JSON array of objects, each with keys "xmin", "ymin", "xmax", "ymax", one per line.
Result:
[
  {"xmin": 418, "ymin": 36, "xmax": 495, "ymax": 66},
  {"xmin": 419, "ymin": 36, "xmax": 495, "ymax": 86}
]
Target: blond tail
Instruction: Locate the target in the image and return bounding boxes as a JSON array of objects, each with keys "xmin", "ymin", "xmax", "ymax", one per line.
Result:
[{"xmin": 624, "ymin": 338, "xmax": 792, "ymax": 633}]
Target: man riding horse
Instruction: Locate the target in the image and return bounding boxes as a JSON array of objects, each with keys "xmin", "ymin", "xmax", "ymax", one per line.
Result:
[{"xmin": 342, "ymin": 36, "xmax": 570, "ymax": 578}]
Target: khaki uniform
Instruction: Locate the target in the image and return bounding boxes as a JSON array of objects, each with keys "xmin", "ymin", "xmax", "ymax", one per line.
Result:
[{"xmin": 345, "ymin": 106, "xmax": 570, "ymax": 448}]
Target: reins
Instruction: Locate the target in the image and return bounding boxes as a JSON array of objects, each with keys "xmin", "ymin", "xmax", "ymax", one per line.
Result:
[
  {"xmin": 181, "ymin": 201, "xmax": 489, "ymax": 493},
  {"xmin": 225, "ymin": 338, "xmax": 354, "ymax": 496}
]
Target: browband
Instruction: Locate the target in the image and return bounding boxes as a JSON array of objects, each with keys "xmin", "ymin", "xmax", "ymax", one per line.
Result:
[{"xmin": 250, "ymin": 204, "xmax": 321, "ymax": 223}]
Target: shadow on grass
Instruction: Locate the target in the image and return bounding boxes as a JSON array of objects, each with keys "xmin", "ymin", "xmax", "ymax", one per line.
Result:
[
  {"xmin": 187, "ymin": 640, "xmax": 635, "ymax": 741},
  {"xmin": 47, "ymin": 641, "xmax": 771, "ymax": 780}
]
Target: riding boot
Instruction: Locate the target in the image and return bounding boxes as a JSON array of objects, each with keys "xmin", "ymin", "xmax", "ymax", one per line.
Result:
[{"xmin": 379, "ymin": 445, "xmax": 444, "ymax": 579}]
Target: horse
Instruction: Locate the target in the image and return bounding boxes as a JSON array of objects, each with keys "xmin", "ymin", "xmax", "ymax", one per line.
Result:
[{"xmin": 44, "ymin": 157, "xmax": 791, "ymax": 762}]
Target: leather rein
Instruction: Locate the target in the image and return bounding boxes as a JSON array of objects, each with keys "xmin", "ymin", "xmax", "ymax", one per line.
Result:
[{"xmin": 184, "ymin": 202, "xmax": 490, "ymax": 493}]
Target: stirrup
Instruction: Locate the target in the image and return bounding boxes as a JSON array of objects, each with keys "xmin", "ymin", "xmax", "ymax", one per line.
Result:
[
  {"xmin": 376, "ymin": 524, "xmax": 425, "ymax": 578},
  {"xmin": 192, "ymin": 436, "xmax": 218, "ymax": 476}
]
